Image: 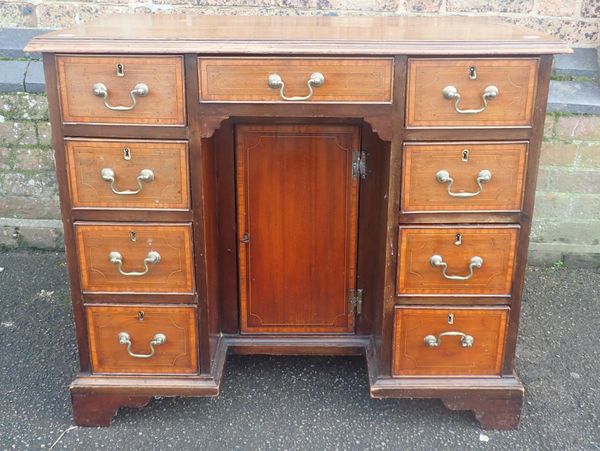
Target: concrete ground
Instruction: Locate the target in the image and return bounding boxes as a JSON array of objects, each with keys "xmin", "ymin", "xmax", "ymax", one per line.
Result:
[{"xmin": 0, "ymin": 250, "xmax": 598, "ymax": 450}]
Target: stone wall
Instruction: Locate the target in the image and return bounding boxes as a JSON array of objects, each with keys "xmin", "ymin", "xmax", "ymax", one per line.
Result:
[
  {"xmin": 0, "ymin": 4, "xmax": 599, "ymax": 264},
  {"xmin": 0, "ymin": 91, "xmax": 599, "ymax": 265},
  {"xmin": 532, "ymin": 114, "xmax": 600, "ymax": 266},
  {"xmin": 0, "ymin": 0, "xmax": 598, "ymax": 46},
  {"xmin": 0, "ymin": 93, "xmax": 62, "ymax": 249}
]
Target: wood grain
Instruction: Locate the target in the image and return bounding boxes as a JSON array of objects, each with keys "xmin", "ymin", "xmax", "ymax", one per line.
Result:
[
  {"xmin": 65, "ymin": 139, "xmax": 189, "ymax": 210},
  {"xmin": 71, "ymin": 393, "xmax": 151, "ymax": 427},
  {"xmin": 370, "ymin": 374, "xmax": 524, "ymax": 430},
  {"xmin": 185, "ymin": 53, "xmax": 220, "ymax": 375},
  {"xmin": 25, "ymin": 15, "xmax": 571, "ymax": 55},
  {"xmin": 355, "ymin": 123, "xmax": 389, "ymax": 335},
  {"xmin": 396, "ymin": 226, "xmax": 519, "ymax": 296},
  {"xmin": 214, "ymin": 120, "xmax": 239, "ymax": 334},
  {"xmin": 29, "ymin": 14, "xmax": 567, "ymax": 430},
  {"xmin": 86, "ymin": 305, "xmax": 198, "ymax": 374},
  {"xmin": 56, "ymin": 55, "xmax": 185, "ymax": 125},
  {"xmin": 392, "ymin": 306, "xmax": 508, "ymax": 376},
  {"xmin": 442, "ymin": 394, "xmax": 523, "ymax": 430},
  {"xmin": 75, "ymin": 223, "xmax": 195, "ymax": 293},
  {"xmin": 402, "ymin": 142, "xmax": 528, "ymax": 212},
  {"xmin": 236, "ymin": 124, "xmax": 360, "ymax": 333},
  {"xmin": 373, "ymin": 55, "xmax": 407, "ymax": 378},
  {"xmin": 43, "ymin": 53, "xmax": 92, "ymax": 372},
  {"xmin": 70, "ymin": 372, "xmax": 221, "ymax": 396},
  {"xmin": 198, "ymin": 58, "xmax": 393, "ymax": 103},
  {"xmin": 71, "ymin": 209, "xmax": 193, "ymax": 223},
  {"xmin": 502, "ymin": 55, "xmax": 555, "ymax": 375},
  {"xmin": 406, "ymin": 58, "xmax": 538, "ymax": 127}
]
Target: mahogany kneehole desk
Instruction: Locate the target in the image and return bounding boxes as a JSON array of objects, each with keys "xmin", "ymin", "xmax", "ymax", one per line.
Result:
[{"xmin": 26, "ymin": 14, "xmax": 570, "ymax": 429}]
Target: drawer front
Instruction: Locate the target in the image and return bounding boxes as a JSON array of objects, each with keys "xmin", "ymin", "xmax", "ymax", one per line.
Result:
[
  {"xmin": 406, "ymin": 58, "xmax": 538, "ymax": 127},
  {"xmin": 56, "ymin": 56, "xmax": 185, "ymax": 125},
  {"xmin": 75, "ymin": 224, "xmax": 195, "ymax": 293},
  {"xmin": 66, "ymin": 139, "xmax": 190, "ymax": 210},
  {"xmin": 198, "ymin": 58, "xmax": 393, "ymax": 103},
  {"xmin": 392, "ymin": 306, "xmax": 508, "ymax": 376},
  {"xmin": 87, "ymin": 305, "xmax": 197, "ymax": 374},
  {"xmin": 397, "ymin": 227, "xmax": 518, "ymax": 296},
  {"xmin": 402, "ymin": 142, "xmax": 528, "ymax": 213}
]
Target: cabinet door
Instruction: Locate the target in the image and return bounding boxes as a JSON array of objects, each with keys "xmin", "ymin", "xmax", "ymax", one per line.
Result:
[{"xmin": 236, "ymin": 124, "xmax": 360, "ymax": 333}]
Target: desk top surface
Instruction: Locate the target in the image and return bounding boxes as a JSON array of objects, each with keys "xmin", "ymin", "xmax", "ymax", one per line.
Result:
[{"xmin": 26, "ymin": 14, "xmax": 571, "ymax": 55}]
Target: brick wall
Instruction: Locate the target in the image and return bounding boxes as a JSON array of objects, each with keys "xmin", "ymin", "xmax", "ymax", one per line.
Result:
[
  {"xmin": 0, "ymin": 92, "xmax": 599, "ymax": 264},
  {"xmin": 0, "ymin": 4, "xmax": 599, "ymax": 263},
  {"xmin": 0, "ymin": 0, "xmax": 598, "ymax": 46},
  {"xmin": 531, "ymin": 114, "xmax": 600, "ymax": 266},
  {"xmin": 0, "ymin": 93, "xmax": 62, "ymax": 249}
]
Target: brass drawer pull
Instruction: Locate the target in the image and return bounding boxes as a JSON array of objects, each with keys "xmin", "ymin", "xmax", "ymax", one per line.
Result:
[
  {"xmin": 92, "ymin": 82, "xmax": 149, "ymax": 111},
  {"xmin": 267, "ymin": 72, "xmax": 325, "ymax": 101},
  {"xmin": 109, "ymin": 250, "xmax": 161, "ymax": 277},
  {"xmin": 100, "ymin": 167, "xmax": 154, "ymax": 195},
  {"xmin": 442, "ymin": 85, "xmax": 498, "ymax": 114},
  {"xmin": 429, "ymin": 254, "xmax": 483, "ymax": 280},
  {"xmin": 117, "ymin": 331, "xmax": 167, "ymax": 359},
  {"xmin": 435, "ymin": 169, "xmax": 492, "ymax": 198},
  {"xmin": 424, "ymin": 331, "xmax": 474, "ymax": 348}
]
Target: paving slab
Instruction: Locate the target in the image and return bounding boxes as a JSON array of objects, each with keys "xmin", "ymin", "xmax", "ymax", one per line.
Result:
[
  {"xmin": 0, "ymin": 250, "xmax": 599, "ymax": 450},
  {"xmin": 0, "ymin": 60, "xmax": 27, "ymax": 92},
  {"xmin": 554, "ymin": 48, "xmax": 599, "ymax": 79},
  {"xmin": 24, "ymin": 61, "xmax": 46, "ymax": 93},
  {"xmin": 0, "ymin": 27, "xmax": 51, "ymax": 59},
  {"xmin": 547, "ymin": 79, "xmax": 600, "ymax": 115}
]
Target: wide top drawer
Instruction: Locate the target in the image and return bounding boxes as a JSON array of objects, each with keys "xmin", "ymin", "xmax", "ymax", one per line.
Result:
[
  {"xmin": 406, "ymin": 58, "xmax": 538, "ymax": 128},
  {"xmin": 198, "ymin": 57, "xmax": 394, "ymax": 103},
  {"xmin": 56, "ymin": 55, "xmax": 186, "ymax": 125}
]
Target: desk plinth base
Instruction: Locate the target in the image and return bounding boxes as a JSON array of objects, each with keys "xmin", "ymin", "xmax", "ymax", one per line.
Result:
[{"xmin": 70, "ymin": 338, "xmax": 523, "ymax": 429}]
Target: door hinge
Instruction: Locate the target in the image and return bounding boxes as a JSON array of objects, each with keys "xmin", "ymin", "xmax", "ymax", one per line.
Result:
[
  {"xmin": 349, "ymin": 288, "xmax": 364, "ymax": 315},
  {"xmin": 352, "ymin": 151, "xmax": 367, "ymax": 179}
]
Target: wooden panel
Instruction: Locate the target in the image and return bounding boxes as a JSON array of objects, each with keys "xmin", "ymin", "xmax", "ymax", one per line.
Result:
[
  {"xmin": 502, "ymin": 55, "xmax": 554, "ymax": 376},
  {"xmin": 406, "ymin": 58, "xmax": 538, "ymax": 127},
  {"xmin": 199, "ymin": 58, "xmax": 393, "ymax": 103},
  {"xmin": 71, "ymin": 209, "xmax": 193, "ymax": 222},
  {"xmin": 236, "ymin": 124, "xmax": 360, "ymax": 333},
  {"xmin": 392, "ymin": 306, "xmax": 508, "ymax": 376},
  {"xmin": 355, "ymin": 123, "xmax": 389, "ymax": 335},
  {"xmin": 402, "ymin": 142, "xmax": 528, "ymax": 213},
  {"xmin": 186, "ymin": 53, "xmax": 219, "ymax": 375},
  {"xmin": 75, "ymin": 223, "xmax": 195, "ymax": 293},
  {"xmin": 56, "ymin": 55, "xmax": 185, "ymax": 125},
  {"xmin": 43, "ymin": 53, "xmax": 92, "ymax": 373},
  {"xmin": 87, "ymin": 305, "xmax": 197, "ymax": 374},
  {"xmin": 396, "ymin": 226, "xmax": 518, "ymax": 296},
  {"xmin": 26, "ymin": 16, "xmax": 571, "ymax": 56},
  {"xmin": 374, "ymin": 55, "xmax": 406, "ymax": 377},
  {"xmin": 65, "ymin": 139, "xmax": 190, "ymax": 210}
]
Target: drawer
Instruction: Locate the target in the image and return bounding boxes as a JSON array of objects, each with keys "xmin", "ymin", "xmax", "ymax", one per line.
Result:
[
  {"xmin": 406, "ymin": 58, "xmax": 538, "ymax": 127},
  {"xmin": 402, "ymin": 142, "xmax": 528, "ymax": 213},
  {"xmin": 66, "ymin": 139, "xmax": 190, "ymax": 210},
  {"xmin": 198, "ymin": 57, "xmax": 393, "ymax": 103},
  {"xmin": 87, "ymin": 305, "xmax": 197, "ymax": 374},
  {"xmin": 56, "ymin": 55, "xmax": 185, "ymax": 125},
  {"xmin": 392, "ymin": 306, "xmax": 508, "ymax": 376},
  {"xmin": 396, "ymin": 226, "xmax": 518, "ymax": 296},
  {"xmin": 75, "ymin": 223, "xmax": 194, "ymax": 293}
]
